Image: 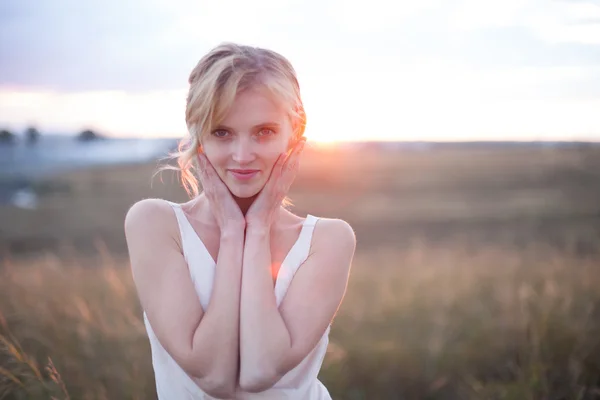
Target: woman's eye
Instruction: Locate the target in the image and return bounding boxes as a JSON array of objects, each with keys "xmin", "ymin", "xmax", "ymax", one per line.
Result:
[
  {"xmin": 212, "ymin": 130, "xmax": 230, "ymax": 138},
  {"xmin": 257, "ymin": 128, "xmax": 276, "ymax": 137}
]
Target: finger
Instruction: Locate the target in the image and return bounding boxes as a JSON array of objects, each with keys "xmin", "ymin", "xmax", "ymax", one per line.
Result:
[
  {"xmin": 197, "ymin": 154, "xmax": 208, "ymax": 177},
  {"xmin": 197, "ymin": 154, "xmax": 212, "ymax": 192},
  {"xmin": 269, "ymin": 151, "xmax": 285, "ymax": 178},
  {"xmin": 276, "ymin": 151, "xmax": 287, "ymax": 167},
  {"xmin": 290, "ymin": 137, "xmax": 306, "ymax": 157},
  {"xmin": 279, "ymin": 144, "xmax": 298, "ymax": 171},
  {"xmin": 257, "ymin": 152, "xmax": 284, "ymax": 195},
  {"xmin": 198, "ymin": 153, "xmax": 215, "ymax": 173},
  {"xmin": 202, "ymin": 156, "xmax": 220, "ymax": 182},
  {"xmin": 295, "ymin": 138, "xmax": 306, "ymax": 155},
  {"xmin": 270, "ymin": 139, "xmax": 305, "ymax": 184},
  {"xmin": 285, "ymin": 139, "xmax": 305, "ymax": 171},
  {"xmin": 199, "ymin": 156, "xmax": 232, "ymax": 197},
  {"xmin": 197, "ymin": 151, "xmax": 206, "ymax": 165},
  {"xmin": 199, "ymin": 153, "xmax": 219, "ymax": 179}
]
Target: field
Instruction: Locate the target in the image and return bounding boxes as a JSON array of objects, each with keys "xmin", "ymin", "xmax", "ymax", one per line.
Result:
[{"xmin": 1, "ymin": 144, "xmax": 600, "ymax": 399}]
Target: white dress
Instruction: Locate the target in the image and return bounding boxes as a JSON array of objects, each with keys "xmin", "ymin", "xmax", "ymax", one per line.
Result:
[{"xmin": 142, "ymin": 200, "xmax": 333, "ymax": 399}]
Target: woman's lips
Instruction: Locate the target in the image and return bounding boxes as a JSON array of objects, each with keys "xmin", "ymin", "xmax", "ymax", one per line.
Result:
[{"xmin": 229, "ymin": 169, "xmax": 260, "ymax": 181}]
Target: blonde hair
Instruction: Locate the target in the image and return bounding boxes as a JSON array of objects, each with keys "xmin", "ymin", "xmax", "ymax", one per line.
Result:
[{"xmin": 155, "ymin": 42, "xmax": 307, "ymax": 208}]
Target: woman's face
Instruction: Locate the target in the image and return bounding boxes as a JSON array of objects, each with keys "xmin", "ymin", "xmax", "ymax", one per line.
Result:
[{"xmin": 199, "ymin": 87, "xmax": 296, "ymax": 199}]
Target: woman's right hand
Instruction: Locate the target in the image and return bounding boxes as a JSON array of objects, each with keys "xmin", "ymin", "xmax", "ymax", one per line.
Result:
[{"xmin": 197, "ymin": 152, "xmax": 246, "ymax": 233}]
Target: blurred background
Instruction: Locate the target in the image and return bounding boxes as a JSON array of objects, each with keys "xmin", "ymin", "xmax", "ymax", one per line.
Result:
[{"xmin": 1, "ymin": 0, "xmax": 600, "ymax": 399}]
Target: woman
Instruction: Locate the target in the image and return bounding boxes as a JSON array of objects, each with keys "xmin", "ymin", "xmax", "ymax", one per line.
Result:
[{"xmin": 124, "ymin": 42, "xmax": 356, "ymax": 399}]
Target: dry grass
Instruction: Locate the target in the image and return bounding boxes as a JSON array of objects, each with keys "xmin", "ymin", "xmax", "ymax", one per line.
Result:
[
  {"xmin": 1, "ymin": 145, "xmax": 600, "ymax": 399},
  {"xmin": 1, "ymin": 242, "xmax": 600, "ymax": 399}
]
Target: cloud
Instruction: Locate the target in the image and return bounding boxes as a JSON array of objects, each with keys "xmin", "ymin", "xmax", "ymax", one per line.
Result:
[
  {"xmin": 449, "ymin": 0, "xmax": 600, "ymax": 45},
  {"xmin": 2, "ymin": 0, "xmax": 600, "ymax": 92},
  {"xmin": 326, "ymin": 0, "xmax": 446, "ymax": 32},
  {"xmin": 0, "ymin": 88, "xmax": 188, "ymax": 137},
  {"xmin": 0, "ymin": 0, "xmax": 599, "ymax": 141},
  {"xmin": 0, "ymin": 0, "xmax": 217, "ymax": 91},
  {"xmin": 448, "ymin": 0, "xmax": 534, "ymax": 31}
]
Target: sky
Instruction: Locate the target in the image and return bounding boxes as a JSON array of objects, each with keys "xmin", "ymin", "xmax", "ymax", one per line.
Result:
[{"xmin": 1, "ymin": 0, "xmax": 600, "ymax": 142}]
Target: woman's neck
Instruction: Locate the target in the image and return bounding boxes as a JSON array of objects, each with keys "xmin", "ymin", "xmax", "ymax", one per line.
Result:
[
  {"xmin": 232, "ymin": 193, "xmax": 259, "ymax": 216},
  {"xmin": 192, "ymin": 192, "xmax": 284, "ymax": 227}
]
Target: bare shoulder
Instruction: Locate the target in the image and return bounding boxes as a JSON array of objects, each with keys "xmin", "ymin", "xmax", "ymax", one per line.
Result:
[
  {"xmin": 125, "ymin": 198, "xmax": 171, "ymax": 226},
  {"xmin": 124, "ymin": 198, "xmax": 180, "ymax": 246},
  {"xmin": 312, "ymin": 217, "xmax": 356, "ymax": 256}
]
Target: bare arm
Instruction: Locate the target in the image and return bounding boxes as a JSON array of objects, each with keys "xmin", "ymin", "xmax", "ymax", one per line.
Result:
[
  {"xmin": 238, "ymin": 218, "xmax": 355, "ymax": 392},
  {"xmin": 124, "ymin": 198, "xmax": 243, "ymax": 398}
]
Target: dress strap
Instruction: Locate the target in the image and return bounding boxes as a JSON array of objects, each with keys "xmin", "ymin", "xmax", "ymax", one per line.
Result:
[
  {"xmin": 274, "ymin": 214, "xmax": 320, "ymax": 305},
  {"xmin": 163, "ymin": 201, "xmax": 188, "ymax": 254}
]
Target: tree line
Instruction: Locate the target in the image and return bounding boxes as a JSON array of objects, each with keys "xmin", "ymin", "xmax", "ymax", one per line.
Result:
[{"xmin": 0, "ymin": 127, "xmax": 105, "ymax": 145}]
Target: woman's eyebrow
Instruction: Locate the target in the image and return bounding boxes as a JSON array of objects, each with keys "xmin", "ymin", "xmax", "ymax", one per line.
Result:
[
  {"xmin": 254, "ymin": 122, "xmax": 281, "ymax": 129},
  {"xmin": 215, "ymin": 122, "xmax": 281, "ymax": 131}
]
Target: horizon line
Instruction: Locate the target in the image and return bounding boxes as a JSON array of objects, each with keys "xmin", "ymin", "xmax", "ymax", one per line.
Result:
[{"xmin": 5, "ymin": 132, "xmax": 600, "ymax": 144}]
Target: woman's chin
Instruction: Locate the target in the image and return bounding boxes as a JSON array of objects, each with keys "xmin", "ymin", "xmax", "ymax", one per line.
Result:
[{"xmin": 228, "ymin": 185, "xmax": 261, "ymax": 199}]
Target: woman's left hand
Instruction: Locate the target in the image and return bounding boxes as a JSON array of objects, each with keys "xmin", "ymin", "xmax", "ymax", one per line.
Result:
[{"xmin": 245, "ymin": 138, "xmax": 306, "ymax": 231}]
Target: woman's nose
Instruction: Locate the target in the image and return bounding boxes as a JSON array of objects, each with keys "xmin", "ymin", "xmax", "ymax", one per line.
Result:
[{"xmin": 231, "ymin": 137, "xmax": 256, "ymax": 164}]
